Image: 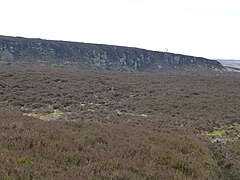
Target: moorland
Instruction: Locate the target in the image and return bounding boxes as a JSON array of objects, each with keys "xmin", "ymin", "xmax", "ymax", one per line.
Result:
[{"xmin": 0, "ymin": 66, "xmax": 240, "ymax": 179}]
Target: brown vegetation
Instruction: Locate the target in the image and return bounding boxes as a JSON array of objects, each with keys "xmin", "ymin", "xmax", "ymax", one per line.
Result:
[
  {"xmin": 0, "ymin": 66, "xmax": 240, "ymax": 179},
  {"xmin": 0, "ymin": 110, "xmax": 221, "ymax": 179}
]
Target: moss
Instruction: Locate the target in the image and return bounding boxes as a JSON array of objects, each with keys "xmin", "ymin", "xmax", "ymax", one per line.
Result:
[
  {"xmin": 67, "ymin": 154, "xmax": 81, "ymax": 165},
  {"xmin": 0, "ymin": 141, "xmax": 9, "ymax": 150},
  {"xmin": 17, "ymin": 158, "xmax": 33, "ymax": 168},
  {"xmin": 205, "ymin": 130, "xmax": 226, "ymax": 137},
  {"xmin": 204, "ymin": 124, "xmax": 240, "ymax": 143},
  {"xmin": 233, "ymin": 124, "xmax": 240, "ymax": 131},
  {"xmin": 24, "ymin": 110, "xmax": 63, "ymax": 121},
  {"xmin": 159, "ymin": 156, "xmax": 172, "ymax": 165},
  {"xmin": 0, "ymin": 170, "xmax": 14, "ymax": 180}
]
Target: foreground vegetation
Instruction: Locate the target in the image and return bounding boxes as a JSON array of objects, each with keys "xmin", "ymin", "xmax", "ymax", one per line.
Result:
[
  {"xmin": 0, "ymin": 110, "xmax": 221, "ymax": 179},
  {"xmin": 0, "ymin": 67, "xmax": 240, "ymax": 179}
]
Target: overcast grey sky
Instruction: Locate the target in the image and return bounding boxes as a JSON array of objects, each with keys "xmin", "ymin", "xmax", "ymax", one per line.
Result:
[{"xmin": 1, "ymin": 0, "xmax": 240, "ymax": 59}]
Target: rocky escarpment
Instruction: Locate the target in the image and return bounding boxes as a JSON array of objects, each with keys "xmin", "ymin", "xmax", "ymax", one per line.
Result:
[{"xmin": 0, "ymin": 35, "xmax": 223, "ymax": 71}]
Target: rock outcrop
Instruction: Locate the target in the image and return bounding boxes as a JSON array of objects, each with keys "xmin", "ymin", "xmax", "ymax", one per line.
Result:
[{"xmin": 0, "ymin": 35, "xmax": 223, "ymax": 71}]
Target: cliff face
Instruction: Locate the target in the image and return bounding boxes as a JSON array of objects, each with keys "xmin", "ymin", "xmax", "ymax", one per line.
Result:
[{"xmin": 0, "ymin": 35, "xmax": 223, "ymax": 71}]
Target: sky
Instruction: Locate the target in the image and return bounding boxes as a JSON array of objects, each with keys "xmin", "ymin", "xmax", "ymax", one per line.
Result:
[{"xmin": 0, "ymin": 0, "xmax": 240, "ymax": 60}]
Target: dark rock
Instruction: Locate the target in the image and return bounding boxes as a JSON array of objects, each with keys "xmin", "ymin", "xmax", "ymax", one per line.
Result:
[{"xmin": 0, "ymin": 35, "xmax": 223, "ymax": 72}]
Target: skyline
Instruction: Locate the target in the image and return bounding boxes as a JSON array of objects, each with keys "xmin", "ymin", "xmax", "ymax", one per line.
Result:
[{"xmin": 0, "ymin": 0, "xmax": 240, "ymax": 60}]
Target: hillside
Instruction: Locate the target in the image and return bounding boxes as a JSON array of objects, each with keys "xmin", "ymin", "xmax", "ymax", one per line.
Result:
[
  {"xmin": 0, "ymin": 35, "xmax": 239, "ymax": 179},
  {"xmin": 0, "ymin": 35, "xmax": 223, "ymax": 72},
  {"xmin": 1, "ymin": 67, "xmax": 240, "ymax": 179}
]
